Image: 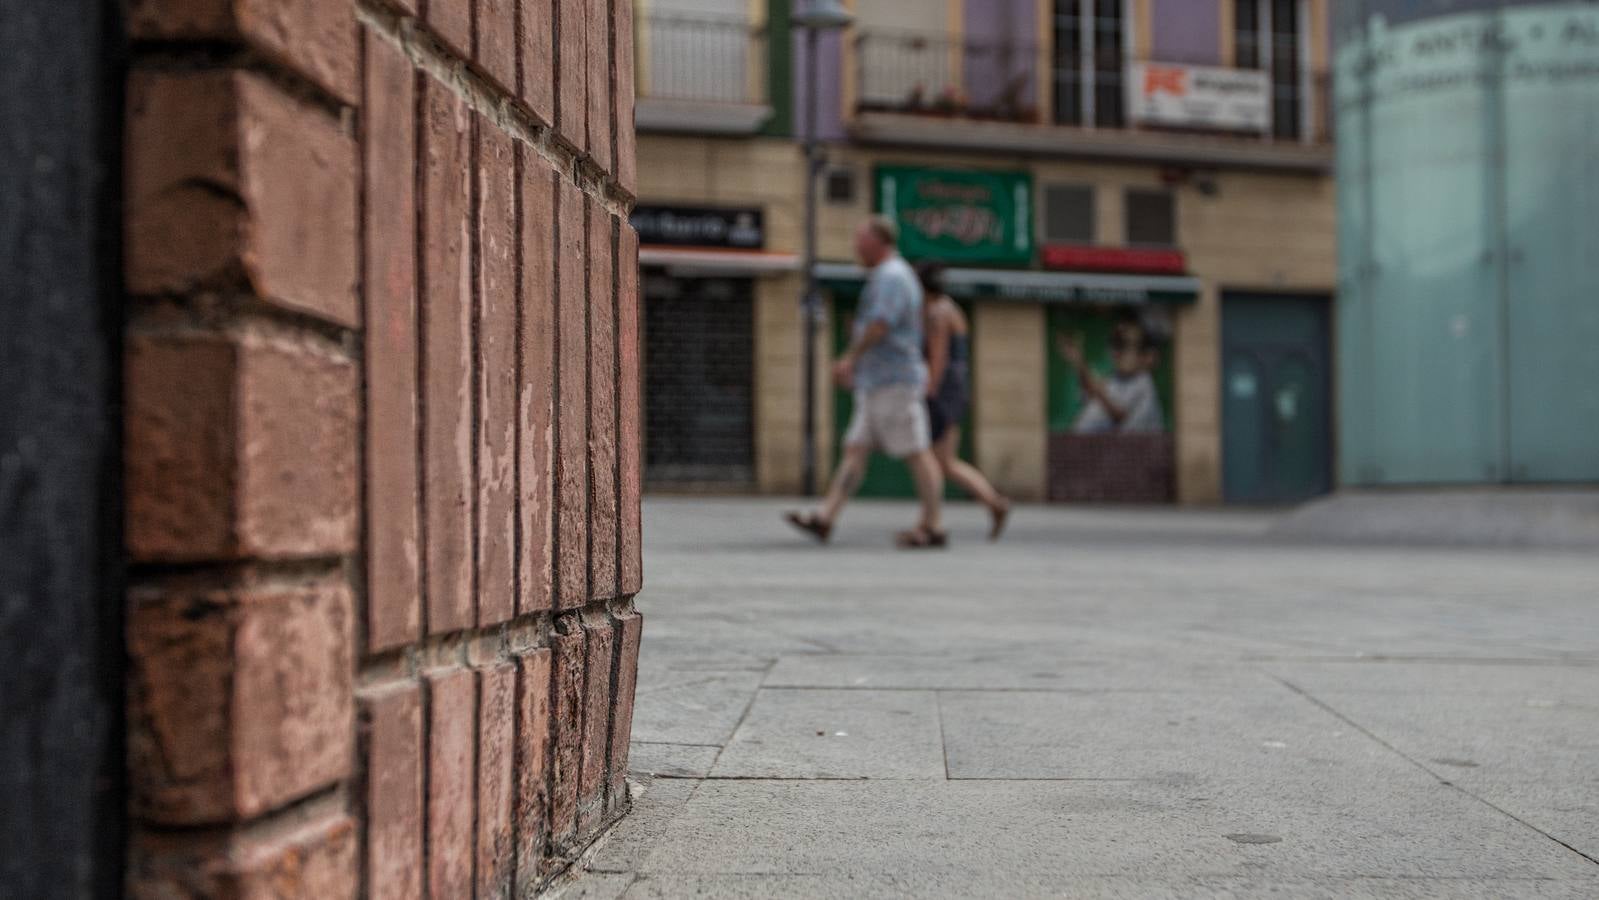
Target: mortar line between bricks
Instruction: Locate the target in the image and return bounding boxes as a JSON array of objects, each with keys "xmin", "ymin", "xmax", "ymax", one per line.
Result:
[
  {"xmin": 132, "ymin": 783, "xmax": 348, "ymax": 837},
  {"xmin": 355, "ymin": 2, "xmax": 635, "ymax": 218},
  {"xmin": 126, "ymin": 293, "xmax": 360, "ymax": 350},
  {"xmin": 1273, "ymin": 676, "xmax": 1599, "ymax": 868},
  {"xmin": 356, "ymin": 600, "xmax": 614, "ymax": 685}
]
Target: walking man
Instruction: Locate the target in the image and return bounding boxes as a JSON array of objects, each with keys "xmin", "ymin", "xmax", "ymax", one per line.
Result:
[{"xmin": 786, "ymin": 216, "xmax": 946, "ymax": 548}]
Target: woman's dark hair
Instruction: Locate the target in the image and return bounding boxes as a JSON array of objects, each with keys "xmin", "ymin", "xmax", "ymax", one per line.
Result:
[{"xmin": 915, "ymin": 260, "xmax": 946, "ymax": 296}]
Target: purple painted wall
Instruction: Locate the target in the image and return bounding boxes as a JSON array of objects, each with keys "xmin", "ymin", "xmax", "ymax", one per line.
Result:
[
  {"xmin": 1151, "ymin": 0, "xmax": 1221, "ymax": 64},
  {"xmin": 963, "ymin": 0, "xmax": 1038, "ymax": 114},
  {"xmin": 793, "ymin": 30, "xmax": 845, "ymax": 141}
]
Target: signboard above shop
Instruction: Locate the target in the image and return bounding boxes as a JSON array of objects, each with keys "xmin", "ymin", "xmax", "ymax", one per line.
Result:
[
  {"xmin": 1041, "ymin": 244, "xmax": 1187, "ymax": 276},
  {"xmin": 876, "ymin": 166, "xmax": 1033, "ymax": 267},
  {"xmin": 630, "ymin": 204, "xmax": 764, "ymax": 249},
  {"xmin": 813, "ymin": 262, "xmax": 1199, "ymax": 306},
  {"xmin": 1128, "ymin": 62, "xmax": 1270, "ymax": 133}
]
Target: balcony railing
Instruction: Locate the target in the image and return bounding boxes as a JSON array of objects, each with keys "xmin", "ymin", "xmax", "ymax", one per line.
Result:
[
  {"xmin": 856, "ymin": 30, "xmax": 1042, "ymax": 123},
  {"xmin": 638, "ymin": 13, "xmax": 767, "ymax": 106},
  {"xmin": 852, "ymin": 28, "xmax": 1331, "ymax": 146}
]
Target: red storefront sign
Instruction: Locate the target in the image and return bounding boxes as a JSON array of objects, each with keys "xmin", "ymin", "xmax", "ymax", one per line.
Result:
[{"xmin": 1040, "ymin": 244, "xmax": 1187, "ymax": 275}]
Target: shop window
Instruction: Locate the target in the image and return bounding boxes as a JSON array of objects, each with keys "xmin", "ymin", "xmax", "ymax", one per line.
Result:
[
  {"xmin": 1052, "ymin": 0, "xmax": 1126, "ymax": 128},
  {"xmin": 1234, "ymin": 0, "xmax": 1304, "ymax": 139},
  {"xmin": 1125, "ymin": 189, "xmax": 1175, "ymax": 247},
  {"xmin": 1043, "ymin": 184, "xmax": 1096, "ymax": 243}
]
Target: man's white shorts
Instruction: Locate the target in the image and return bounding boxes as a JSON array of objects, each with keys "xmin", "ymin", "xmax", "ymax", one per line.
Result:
[{"xmin": 843, "ymin": 384, "xmax": 930, "ymax": 459}]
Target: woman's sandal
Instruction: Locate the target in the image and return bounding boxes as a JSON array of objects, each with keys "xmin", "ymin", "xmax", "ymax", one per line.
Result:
[
  {"xmin": 895, "ymin": 526, "xmax": 949, "ymax": 550},
  {"xmin": 988, "ymin": 498, "xmax": 1012, "ymax": 542},
  {"xmin": 784, "ymin": 511, "xmax": 832, "ymax": 544}
]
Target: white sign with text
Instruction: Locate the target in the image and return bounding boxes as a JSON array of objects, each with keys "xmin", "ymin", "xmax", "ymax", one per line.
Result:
[{"xmin": 1128, "ymin": 62, "xmax": 1271, "ymax": 132}]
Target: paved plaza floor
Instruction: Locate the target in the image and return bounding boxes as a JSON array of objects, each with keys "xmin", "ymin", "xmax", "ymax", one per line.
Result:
[{"xmin": 560, "ymin": 497, "xmax": 1599, "ymax": 898}]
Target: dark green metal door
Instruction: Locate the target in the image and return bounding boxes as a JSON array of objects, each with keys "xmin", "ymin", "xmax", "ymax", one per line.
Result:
[{"xmin": 1223, "ymin": 294, "xmax": 1333, "ymax": 504}]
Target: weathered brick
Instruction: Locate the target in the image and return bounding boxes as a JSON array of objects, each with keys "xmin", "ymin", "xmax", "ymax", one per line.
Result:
[
  {"xmin": 478, "ymin": 116, "xmax": 518, "ymax": 627},
  {"xmin": 364, "ymin": 31, "xmax": 422, "ymax": 651},
  {"xmin": 127, "ymin": 0, "xmax": 358, "ymax": 103},
  {"xmin": 586, "ymin": 0, "xmax": 612, "ymax": 172},
  {"xmin": 129, "ymin": 810, "xmax": 358, "ymax": 900},
  {"xmin": 421, "ymin": 75, "xmax": 475, "ymax": 635},
  {"xmin": 607, "ymin": 611, "xmax": 642, "ymax": 812},
  {"xmin": 127, "ymin": 573, "xmax": 354, "ymax": 824},
  {"xmin": 578, "ymin": 612, "xmax": 615, "ymax": 833},
  {"xmin": 126, "ymin": 70, "xmax": 358, "ymax": 328},
  {"xmin": 556, "ymin": 179, "xmax": 588, "ymax": 608},
  {"xmin": 425, "ymin": 668, "xmax": 475, "ymax": 899},
  {"xmin": 359, "ymin": 683, "xmax": 423, "ymax": 900},
  {"xmin": 547, "ymin": 624, "xmax": 585, "ymax": 853},
  {"xmin": 519, "ymin": 154, "xmax": 557, "ymax": 615},
  {"xmin": 520, "ymin": 0, "xmax": 555, "ymax": 124},
  {"xmin": 555, "ymin": 0, "xmax": 586, "ymax": 153},
  {"xmin": 475, "ymin": 0, "xmax": 516, "ymax": 92},
  {"xmin": 425, "ymin": 0, "xmax": 471, "ymax": 57},
  {"xmin": 617, "ymin": 223, "xmax": 643, "ymax": 595},
  {"xmin": 225, "ymin": 813, "xmax": 359, "ymax": 899},
  {"xmin": 588, "ymin": 205, "xmax": 618, "ymax": 601},
  {"xmin": 477, "ymin": 663, "xmax": 516, "ymax": 899},
  {"xmin": 513, "ymin": 648, "xmax": 552, "ymax": 895},
  {"xmin": 126, "ymin": 329, "xmax": 358, "ymax": 563},
  {"xmin": 613, "ymin": 0, "xmax": 636, "ymax": 193}
]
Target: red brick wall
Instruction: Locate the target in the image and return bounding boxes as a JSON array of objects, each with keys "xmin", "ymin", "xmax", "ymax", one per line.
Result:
[{"xmin": 122, "ymin": 0, "xmax": 641, "ymax": 895}]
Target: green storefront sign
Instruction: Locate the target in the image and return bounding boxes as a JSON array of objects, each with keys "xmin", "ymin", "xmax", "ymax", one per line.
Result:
[{"xmin": 876, "ymin": 166, "xmax": 1032, "ymax": 267}]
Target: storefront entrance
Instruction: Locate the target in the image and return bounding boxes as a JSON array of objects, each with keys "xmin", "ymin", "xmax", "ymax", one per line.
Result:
[
  {"xmin": 1222, "ymin": 293, "xmax": 1333, "ymax": 504},
  {"xmin": 1045, "ymin": 305, "xmax": 1178, "ymax": 503},
  {"xmin": 643, "ymin": 273, "xmax": 755, "ymax": 487}
]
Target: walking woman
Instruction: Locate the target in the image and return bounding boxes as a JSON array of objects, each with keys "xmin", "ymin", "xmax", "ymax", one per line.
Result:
[{"xmin": 917, "ymin": 262, "xmax": 1010, "ymax": 540}]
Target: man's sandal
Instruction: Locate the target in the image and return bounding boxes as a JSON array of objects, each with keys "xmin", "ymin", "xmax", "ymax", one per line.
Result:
[
  {"xmin": 895, "ymin": 527, "xmax": 948, "ymax": 550},
  {"xmin": 784, "ymin": 511, "xmax": 832, "ymax": 544}
]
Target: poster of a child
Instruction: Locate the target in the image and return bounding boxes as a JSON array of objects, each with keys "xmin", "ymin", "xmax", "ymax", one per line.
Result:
[{"xmin": 1053, "ymin": 311, "xmax": 1168, "ymax": 434}]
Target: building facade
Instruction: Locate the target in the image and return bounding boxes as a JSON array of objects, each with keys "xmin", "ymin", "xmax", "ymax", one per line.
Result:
[{"xmin": 633, "ymin": 0, "xmax": 1337, "ymax": 504}]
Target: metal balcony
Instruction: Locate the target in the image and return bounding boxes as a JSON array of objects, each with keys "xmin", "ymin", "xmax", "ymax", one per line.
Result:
[{"xmin": 636, "ymin": 13, "xmax": 772, "ymax": 135}]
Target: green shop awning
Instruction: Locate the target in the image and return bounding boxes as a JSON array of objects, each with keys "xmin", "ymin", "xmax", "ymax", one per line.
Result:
[{"xmin": 813, "ymin": 262, "xmax": 1200, "ymax": 306}]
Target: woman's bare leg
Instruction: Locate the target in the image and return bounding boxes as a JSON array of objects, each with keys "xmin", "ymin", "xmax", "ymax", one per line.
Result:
[{"xmin": 934, "ymin": 426, "xmax": 1005, "ymax": 511}]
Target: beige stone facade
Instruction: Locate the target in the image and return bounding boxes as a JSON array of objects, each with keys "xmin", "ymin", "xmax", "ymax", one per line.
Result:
[{"xmin": 635, "ymin": 131, "xmax": 1333, "ymax": 502}]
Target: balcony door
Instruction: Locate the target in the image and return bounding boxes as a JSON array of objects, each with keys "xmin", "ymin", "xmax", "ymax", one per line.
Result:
[{"xmin": 1051, "ymin": 0, "xmax": 1126, "ymax": 127}]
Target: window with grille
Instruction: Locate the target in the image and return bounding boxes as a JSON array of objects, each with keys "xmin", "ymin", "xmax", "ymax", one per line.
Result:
[
  {"xmin": 1235, "ymin": 0, "xmax": 1304, "ymax": 139},
  {"xmin": 1126, "ymin": 189, "xmax": 1176, "ymax": 247},
  {"xmin": 1043, "ymin": 185, "xmax": 1096, "ymax": 243},
  {"xmin": 1051, "ymin": 0, "xmax": 1125, "ymax": 128}
]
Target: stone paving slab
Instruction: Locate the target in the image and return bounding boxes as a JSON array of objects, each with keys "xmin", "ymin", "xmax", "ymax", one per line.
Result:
[
  {"xmin": 597, "ymin": 872, "xmax": 1597, "ymax": 900},
  {"xmin": 631, "ymin": 780, "xmax": 1599, "ymax": 883},
  {"xmin": 627, "ymin": 742, "xmax": 721, "ymax": 779},
  {"xmin": 710, "ymin": 688, "xmax": 945, "ymax": 779},
  {"xmin": 566, "ymin": 498, "xmax": 1599, "ymax": 897},
  {"xmin": 939, "ymin": 686, "xmax": 1399, "ymax": 782},
  {"xmin": 765, "ymin": 651, "xmax": 1272, "ymax": 692},
  {"xmin": 625, "ymin": 670, "xmax": 764, "ymax": 747}
]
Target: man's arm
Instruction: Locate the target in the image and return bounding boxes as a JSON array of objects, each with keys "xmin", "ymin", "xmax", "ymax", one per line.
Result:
[{"xmin": 833, "ymin": 320, "xmax": 888, "ymax": 385}]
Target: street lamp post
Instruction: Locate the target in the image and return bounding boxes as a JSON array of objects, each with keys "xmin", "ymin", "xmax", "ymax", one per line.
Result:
[{"xmin": 793, "ymin": 0, "xmax": 853, "ymax": 497}]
